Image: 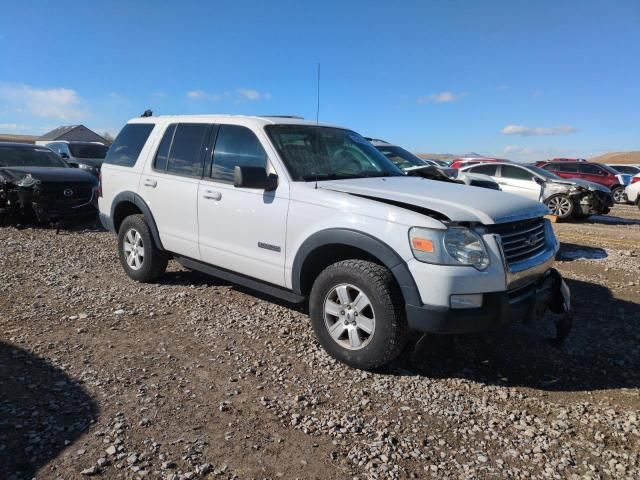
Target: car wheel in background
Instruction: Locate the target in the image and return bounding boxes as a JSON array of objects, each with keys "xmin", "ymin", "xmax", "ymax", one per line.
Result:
[
  {"xmin": 309, "ymin": 259, "xmax": 407, "ymax": 370},
  {"xmin": 545, "ymin": 194, "xmax": 575, "ymax": 219},
  {"xmin": 611, "ymin": 186, "xmax": 626, "ymax": 204},
  {"xmin": 117, "ymin": 214, "xmax": 168, "ymax": 282}
]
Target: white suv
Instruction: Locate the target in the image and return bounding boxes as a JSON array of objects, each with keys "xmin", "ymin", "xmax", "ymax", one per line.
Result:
[{"xmin": 98, "ymin": 115, "xmax": 571, "ymax": 369}]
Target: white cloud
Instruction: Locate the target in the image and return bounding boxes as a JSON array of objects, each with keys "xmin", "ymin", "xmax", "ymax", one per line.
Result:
[
  {"xmin": 0, "ymin": 123, "xmax": 33, "ymax": 132},
  {"xmin": 187, "ymin": 88, "xmax": 271, "ymax": 102},
  {"xmin": 503, "ymin": 145, "xmax": 533, "ymax": 155},
  {"xmin": 237, "ymin": 88, "xmax": 262, "ymax": 101},
  {"xmin": 501, "ymin": 124, "xmax": 577, "ymax": 136},
  {"xmin": 186, "ymin": 90, "xmax": 220, "ymax": 101},
  {"xmin": 0, "ymin": 83, "xmax": 87, "ymax": 120},
  {"xmin": 417, "ymin": 91, "xmax": 466, "ymax": 104}
]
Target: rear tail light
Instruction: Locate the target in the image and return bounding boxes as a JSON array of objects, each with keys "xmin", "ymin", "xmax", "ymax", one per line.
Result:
[
  {"xmin": 632, "ymin": 176, "xmax": 640, "ymax": 184},
  {"xmin": 97, "ymin": 172, "xmax": 103, "ymax": 197}
]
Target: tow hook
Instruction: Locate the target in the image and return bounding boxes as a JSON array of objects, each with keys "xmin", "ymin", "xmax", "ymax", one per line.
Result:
[{"xmin": 547, "ymin": 268, "xmax": 572, "ymax": 345}]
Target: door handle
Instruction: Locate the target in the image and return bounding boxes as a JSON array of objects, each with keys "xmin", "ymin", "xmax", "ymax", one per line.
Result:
[
  {"xmin": 202, "ymin": 190, "xmax": 222, "ymax": 201},
  {"xmin": 143, "ymin": 178, "xmax": 157, "ymax": 188}
]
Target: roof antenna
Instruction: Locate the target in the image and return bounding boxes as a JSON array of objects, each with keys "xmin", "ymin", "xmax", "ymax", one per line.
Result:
[
  {"xmin": 141, "ymin": 109, "xmax": 153, "ymax": 118},
  {"xmin": 316, "ymin": 63, "xmax": 320, "ymax": 125}
]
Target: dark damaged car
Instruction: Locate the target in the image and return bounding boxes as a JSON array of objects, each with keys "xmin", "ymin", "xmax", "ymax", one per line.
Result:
[
  {"xmin": 0, "ymin": 143, "xmax": 98, "ymax": 225},
  {"xmin": 461, "ymin": 162, "xmax": 613, "ymax": 219},
  {"xmin": 368, "ymin": 138, "xmax": 501, "ymax": 190}
]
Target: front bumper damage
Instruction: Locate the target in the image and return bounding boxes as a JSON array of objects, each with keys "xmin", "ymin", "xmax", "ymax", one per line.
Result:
[
  {"xmin": 0, "ymin": 174, "xmax": 97, "ymax": 224},
  {"xmin": 543, "ymin": 183, "xmax": 613, "ymax": 216},
  {"xmin": 406, "ymin": 268, "xmax": 572, "ymax": 342}
]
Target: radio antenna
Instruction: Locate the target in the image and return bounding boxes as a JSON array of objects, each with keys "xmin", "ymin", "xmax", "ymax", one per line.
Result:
[{"xmin": 316, "ymin": 63, "xmax": 320, "ymax": 124}]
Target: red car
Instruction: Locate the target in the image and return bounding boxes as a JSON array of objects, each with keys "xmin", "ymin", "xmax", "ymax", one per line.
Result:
[
  {"xmin": 449, "ymin": 157, "xmax": 506, "ymax": 170},
  {"xmin": 536, "ymin": 161, "xmax": 628, "ymax": 203}
]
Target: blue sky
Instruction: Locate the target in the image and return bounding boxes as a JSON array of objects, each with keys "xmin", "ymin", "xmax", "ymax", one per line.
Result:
[{"xmin": 0, "ymin": 0, "xmax": 638, "ymax": 161}]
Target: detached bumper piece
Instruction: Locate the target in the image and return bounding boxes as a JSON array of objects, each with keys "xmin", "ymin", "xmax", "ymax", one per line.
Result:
[{"xmin": 406, "ymin": 268, "xmax": 572, "ymax": 342}]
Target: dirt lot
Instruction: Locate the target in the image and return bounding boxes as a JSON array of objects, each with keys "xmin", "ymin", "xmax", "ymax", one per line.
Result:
[{"xmin": 1, "ymin": 205, "xmax": 638, "ymax": 480}]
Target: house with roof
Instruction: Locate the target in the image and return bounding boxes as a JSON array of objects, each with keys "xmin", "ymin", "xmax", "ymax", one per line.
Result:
[{"xmin": 35, "ymin": 125, "xmax": 109, "ymax": 145}]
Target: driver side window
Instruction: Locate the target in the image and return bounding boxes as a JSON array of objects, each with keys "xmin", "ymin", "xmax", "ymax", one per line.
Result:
[
  {"xmin": 211, "ymin": 125, "xmax": 268, "ymax": 183},
  {"xmin": 501, "ymin": 165, "xmax": 533, "ymax": 181}
]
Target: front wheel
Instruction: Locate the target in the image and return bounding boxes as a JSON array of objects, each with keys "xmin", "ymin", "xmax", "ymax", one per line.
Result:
[
  {"xmin": 309, "ymin": 260, "xmax": 407, "ymax": 370},
  {"xmin": 117, "ymin": 214, "xmax": 168, "ymax": 282},
  {"xmin": 611, "ymin": 186, "xmax": 626, "ymax": 204},
  {"xmin": 545, "ymin": 194, "xmax": 575, "ymax": 219}
]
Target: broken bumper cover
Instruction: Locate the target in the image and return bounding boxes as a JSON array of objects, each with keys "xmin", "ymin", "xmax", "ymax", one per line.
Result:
[{"xmin": 405, "ymin": 268, "xmax": 570, "ymax": 335}]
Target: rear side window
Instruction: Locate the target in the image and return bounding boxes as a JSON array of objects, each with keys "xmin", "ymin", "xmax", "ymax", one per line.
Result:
[
  {"xmin": 153, "ymin": 124, "xmax": 177, "ymax": 171},
  {"xmin": 578, "ymin": 164, "xmax": 604, "ymax": 175},
  {"xmin": 104, "ymin": 123, "xmax": 154, "ymax": 167},
  {"xmin": 166, "ymin": 123, "xmax": 209, "ymax": 177},
  {"xmin": 469, "ymin": 164, "xmax": 497, "ymax": 176},
  {"xmin": 501, "ymin": 165, "xmax": 532, "ymax": 180},
  {"xmin": 555, "ymin": 164, "xmax": 579, "ymax": 173},
  {"xmin": 211, "ymin": 125, "xmax": 268, "ymax": 183}
]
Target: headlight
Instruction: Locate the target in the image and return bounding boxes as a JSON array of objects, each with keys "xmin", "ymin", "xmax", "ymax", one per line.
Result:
[
  {"xmin": 409, "ymin": 226, "xmax": 490, "ymax": 270},
  {"xmin": 78, "ymin": 163, "xmax": 98, "ymax": 174}
]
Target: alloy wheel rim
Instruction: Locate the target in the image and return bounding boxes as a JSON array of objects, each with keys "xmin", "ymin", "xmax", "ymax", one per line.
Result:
[
  {"xmin": 548, "ymin": 197, "xmax": 572, "ymax": 216},
  {"xmin": 323, "ymin": 283, "xmax": 375, "ymax": 350},
  {"xmin": 123, "ymin": 228, "xmax": 145, "ymax": 270},
  {"xmin": 613, "ymin": 189, "xmax": 624, "ymax": 203}
]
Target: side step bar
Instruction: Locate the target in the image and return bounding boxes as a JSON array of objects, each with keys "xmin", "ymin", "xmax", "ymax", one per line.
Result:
[{"xmin": 174, "ymin": 255, "xmax": 305, "ymax": 304}]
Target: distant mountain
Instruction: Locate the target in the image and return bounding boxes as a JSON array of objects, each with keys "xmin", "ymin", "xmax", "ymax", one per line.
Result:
[
  {"xmin": 416, "ymin": 153, "xmax": 458, "ymax": 161},
  {"xmin": 416, "ymin": 152, "xmax": 492, "ymax": 161},
  {"xmin": 590, "ymin": 151, "xmax": 640, "ymax": 165}
]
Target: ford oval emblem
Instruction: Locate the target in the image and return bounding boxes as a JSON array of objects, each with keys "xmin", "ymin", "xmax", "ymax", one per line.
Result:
[
  {"xmin": 524, "ymin": 233, "xmax": 537, "ymax": 246},
  {"xmin": 63, "ymin": 189, "xmax": 74, "ymax": 197}
]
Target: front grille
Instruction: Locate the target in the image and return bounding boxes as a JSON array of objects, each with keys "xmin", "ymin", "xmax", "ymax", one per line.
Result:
[
  {"xmin": 39, "ymin": 183, "xmax": 93, "ymax": 204},
  {"xmin": 489, "ymin": 217, "xmax": 547, "ymax": 266}
]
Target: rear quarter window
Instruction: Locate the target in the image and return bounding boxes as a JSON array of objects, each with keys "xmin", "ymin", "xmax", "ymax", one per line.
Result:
[{"xmin": 103, "ymin": 123, "xmax": 155, "ymax": 167}]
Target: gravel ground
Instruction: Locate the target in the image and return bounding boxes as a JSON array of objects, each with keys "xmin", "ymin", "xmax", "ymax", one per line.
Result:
[{"xmin": 0, "ymin": 205, "xmax": 638, "ymax": 479}]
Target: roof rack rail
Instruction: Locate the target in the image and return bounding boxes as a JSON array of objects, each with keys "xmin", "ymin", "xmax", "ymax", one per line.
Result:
[{"xmin": 260, "ymin": 115, "xmax": 304, "ymax": 119}]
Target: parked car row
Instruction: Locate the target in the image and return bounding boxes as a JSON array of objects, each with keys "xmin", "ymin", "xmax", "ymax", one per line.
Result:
[{"xmin": 460, "ymin": 162, "xmax": 612, "ymax": 219}]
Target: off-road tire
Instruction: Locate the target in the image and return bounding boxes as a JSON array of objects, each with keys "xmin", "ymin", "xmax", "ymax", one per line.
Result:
[
  {"xmin": 309, "ymin": 260, "xmax": 408, "ymax": 370},
  {"xmin": 544, "ymin": 194, "xmax": 575, "ymax": 219},
  {"xmin": 117, "ymin": 214, "xmax": 168, "ymax": 282}
]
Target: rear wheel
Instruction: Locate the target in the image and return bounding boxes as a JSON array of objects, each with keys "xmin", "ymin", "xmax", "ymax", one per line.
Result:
[
  {"xmin": 309, "ymin": 260, "xmax": 407, "ymax": 370},
  {"xmin": 611, "ymin": 186, "xmax": 626, "ymax": 204},
  {"xmin": 117, "ymin": 214, "xmax": 168, "ymax": 282},
  {"xmin": 545, "ymin": 194, "xmax": 575, "ymax": 219}
]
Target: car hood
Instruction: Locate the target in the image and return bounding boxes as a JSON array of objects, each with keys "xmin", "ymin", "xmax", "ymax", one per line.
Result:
[
  {"xmin": 0, "ymin": 166, "xmax": 98, "ymax": 185},
  {"xmin": 319, "ymin": 177, "xmax": 548, "ymax": 225},
  {"xmin": 547, "ymin": 177, "xmax": 610, "ymax": 193}
]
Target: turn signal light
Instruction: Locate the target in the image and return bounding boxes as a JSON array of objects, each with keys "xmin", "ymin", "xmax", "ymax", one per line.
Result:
[
  {"xmin": 632, "ymin": 176, "xmax": 640, "ymax": 184},
  {"xmin": 411, "ymin": 237, "xmax": 434, "ymax": 253}
]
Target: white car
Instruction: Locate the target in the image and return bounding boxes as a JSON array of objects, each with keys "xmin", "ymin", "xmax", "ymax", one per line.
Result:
[
  {"xmin": 98, "ymin": 115, "xmax": 571, "ymax": 369},
  {"xmin": 460, "ymin": 162, "xmax": 613, "ymax": 219},
  {"xmin": 624, "ymin": 179, "xmax": 640, "ymax": 209}
]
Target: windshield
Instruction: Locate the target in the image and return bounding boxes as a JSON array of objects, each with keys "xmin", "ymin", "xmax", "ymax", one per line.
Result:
[
  {"xmin": 0, "ymin": 146, "xmax": 68, "ymax": 168},
  {"xmin": 527, "ymin": 165, "xmax": 561, "ymax": 180},
  {"xmin": 266, "ymin": 125, "xmax": 404, "ymax": 181},
  {"xmin": 609, "ymin": 165, "xmax": 639, "ymax": 175},
  {"xmin": 374, "ymin": 145, "xmax": 427, "ymax": 169},
  {"xmin": 68, "ymin": 143, "xmax": 108, "ymax": 159}
]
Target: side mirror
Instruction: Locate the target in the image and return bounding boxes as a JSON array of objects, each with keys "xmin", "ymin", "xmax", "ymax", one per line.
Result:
[
  {"xmin": 234, "ymin": 166, "xmax": 278, "ymax": 191},
  {"xmin": 533, "ymin": 176, "xmax": 545, "ymax": 185},
  {"xmin": 60, "ymin": 152, "xmax": 70, "ymax": 159}
]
